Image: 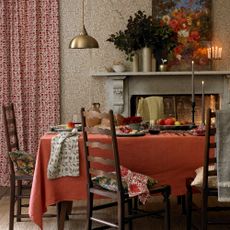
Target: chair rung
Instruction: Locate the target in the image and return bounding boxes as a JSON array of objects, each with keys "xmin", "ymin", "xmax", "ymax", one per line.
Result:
[
  {"xmin": 91, "ymin": 217, "xmax": 118, "ymax": 228},
  {"xmin": 16, "ymin": 195, "xmax": 30, "ymax": 199},
  {"xmin": 14, "ymin": 214, "xmax": 29, "ymax": 218}
]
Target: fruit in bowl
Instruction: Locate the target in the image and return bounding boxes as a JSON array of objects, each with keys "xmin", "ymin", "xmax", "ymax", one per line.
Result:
[
  {"xmin": 67, "ymin": 122, "xmax": 75, "ymax": 129},
  {"xmin": 164, "ymin": 117, "xmax": 175, "ymax": 126}
]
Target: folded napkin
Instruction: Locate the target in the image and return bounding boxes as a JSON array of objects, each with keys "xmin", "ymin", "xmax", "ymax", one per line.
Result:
[
  {"xmin": 47, "ymin": 129, "xmax": 79, "ymax": 179},
  {"xmin": 216, "ymin": 109, "xmax": 230, "ymax": 201}
]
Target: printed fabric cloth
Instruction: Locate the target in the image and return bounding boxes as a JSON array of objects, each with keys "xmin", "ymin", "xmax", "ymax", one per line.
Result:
[
  {"xmin": 47, "ymin": 129, "xmax": 79, "ymax": 179},
  {"xmin": 120, "ymin": 166, "xmax": 156, "ymax": 204},
  {"xmin": 216, "ymin": 109, "xmax": 230, "ymax": 202}
]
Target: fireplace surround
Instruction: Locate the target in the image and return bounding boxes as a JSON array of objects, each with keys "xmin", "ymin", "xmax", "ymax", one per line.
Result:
[{"xmin": 92, "ymin": 71, "xmax": 230, "ymax": 122}]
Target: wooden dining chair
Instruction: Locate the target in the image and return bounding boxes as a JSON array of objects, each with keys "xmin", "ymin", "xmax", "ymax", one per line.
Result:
[
  {"xmin": 81, "ymin": 107, "xmax": 171, "ymax": 230},
  {"xmin": 186, "ymin": 108, "xmax": 230, "ymax": 230},
  {"xmin": 2, "ymin": 103, "xmax": 56, "ymax": 230}
]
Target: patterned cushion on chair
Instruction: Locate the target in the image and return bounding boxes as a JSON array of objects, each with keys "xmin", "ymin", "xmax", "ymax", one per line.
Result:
[
  {"xmin": 92, "ymin": 166, "xmax": 158, "ymax": 196},
  {"xmin": 9, "ymin": 150, "xmax": 35, "ymax": 176}
]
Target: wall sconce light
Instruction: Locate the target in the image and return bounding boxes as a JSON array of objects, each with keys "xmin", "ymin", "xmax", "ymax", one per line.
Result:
[{"xmin": 69, "ymin": 0, "xmax": 99, "ymax": 49}]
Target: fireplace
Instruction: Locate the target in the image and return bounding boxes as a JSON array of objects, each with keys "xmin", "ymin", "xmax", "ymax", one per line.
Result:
[
  {"xmin": 130, "ymin": 94, "xmax": 220, "ymax": 124},
  {"xmin": 93, "ymin": 71, "xmax": 230, "ymax": 121}
]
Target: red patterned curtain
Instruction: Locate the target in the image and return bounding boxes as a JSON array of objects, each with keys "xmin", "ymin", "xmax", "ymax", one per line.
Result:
[{"xmin": 0, "ymin": 0, "xmax": 60, "ymax": 186}]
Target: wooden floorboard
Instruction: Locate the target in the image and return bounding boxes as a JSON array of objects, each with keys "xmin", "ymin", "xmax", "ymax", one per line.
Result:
[{"xmin": 0, "ymin": 194, "xmax": 230, "ymax": 229}]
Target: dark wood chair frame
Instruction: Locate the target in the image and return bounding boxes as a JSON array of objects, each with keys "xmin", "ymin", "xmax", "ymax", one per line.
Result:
[
  {"xmin": 2, "ymin": 103, "xmax": 56, "ymax": 230},
  {"xmin": 81, "ymin": 108, "xmax": 171, "ymax": 230},
  {"xmin": 186, "ymin": 108, "xmax": 230, "ymax": 230}
]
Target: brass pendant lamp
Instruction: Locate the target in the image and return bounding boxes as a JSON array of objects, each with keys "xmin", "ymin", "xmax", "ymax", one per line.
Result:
[{"xmin": 69, "ymin": 0, "xmax": 99, "ymax": 49}]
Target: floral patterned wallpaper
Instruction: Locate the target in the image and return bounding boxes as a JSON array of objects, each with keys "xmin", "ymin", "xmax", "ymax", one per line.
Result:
[{"xmin": 59, "ymin": 0, "xmax": 230, "ymax": 123}]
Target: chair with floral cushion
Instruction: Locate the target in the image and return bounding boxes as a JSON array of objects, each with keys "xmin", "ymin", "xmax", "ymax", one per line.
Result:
[
  {"xmin": 81, "ymin": 107, "xmax": 171, "ymax": 230},
  {"xmin": 2, "ymin": 104, "xmax": 56, "ymax": 230},
  {"xmin": 185, "ymin": 108, "xmax": 230, "ymax": 230}
]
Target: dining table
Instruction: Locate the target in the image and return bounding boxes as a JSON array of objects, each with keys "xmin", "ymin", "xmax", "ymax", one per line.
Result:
[{"xmin": 29, "ymin": 131, "xmax": 207, "ymax": 229}]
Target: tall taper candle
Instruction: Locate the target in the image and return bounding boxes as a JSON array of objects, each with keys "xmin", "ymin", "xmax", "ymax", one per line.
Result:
[
  {"xmin": 192, "ymin": 61, "xmax": 195, "ymax": 103},
  {"xmin": 201, "ymin": 81, "xmax": 205, "ymax": 124}
]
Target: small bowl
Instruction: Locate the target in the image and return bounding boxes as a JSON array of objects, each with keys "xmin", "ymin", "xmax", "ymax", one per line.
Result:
[
  {"xmin": 149, "ymin": 129, "xmax": 160, "ymax": 135},
  {"xmin": 112, "ymin": 64, "xmax": 125, "ymax": 73}
]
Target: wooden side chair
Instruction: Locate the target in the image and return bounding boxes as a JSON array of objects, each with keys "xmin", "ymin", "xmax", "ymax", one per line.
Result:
[
  {"xmin": 186, "ymin": 108, "xmax": 230, "ymax": 230},
  {"xmin": 2, "ymin": 104, "xmax": 55, "ymax": 230},
  {"xmin": 81, "ymin": 108, "xmax": 171, "ymax": 230}
]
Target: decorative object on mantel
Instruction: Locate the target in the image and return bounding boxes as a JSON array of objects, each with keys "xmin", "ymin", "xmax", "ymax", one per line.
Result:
[
  {"xmin": 159, "ymin": 58, "xmax": 168, "ymax": 72},
  {"xmin": 69, "ymin": 0, "xmax": 99, "ymax": 49},
  {"xmin": 112, "ymin": 62, "xmax": 126, "ymax": 73},
  {"xmin": 152, "ymin": 0, "xmax": 212, "ymax": 71},
  {"xmin": 107, "ymin": 11, "xmax": 176, "ymax": 72}
]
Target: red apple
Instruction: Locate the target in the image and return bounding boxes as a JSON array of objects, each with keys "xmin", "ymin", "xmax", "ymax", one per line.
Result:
[
  {"xmin": 164, "ymin": 118, "xmax": 175, "ymax": 125},
  {"xmin": 157, "ymin": 119, "xmax": 165, "ymax": 125}
]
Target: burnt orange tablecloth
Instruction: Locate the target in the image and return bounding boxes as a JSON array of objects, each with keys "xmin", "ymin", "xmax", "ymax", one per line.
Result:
[{"xmin": 29, "ymin": 133, "xmax": 206, "ymax": 229}]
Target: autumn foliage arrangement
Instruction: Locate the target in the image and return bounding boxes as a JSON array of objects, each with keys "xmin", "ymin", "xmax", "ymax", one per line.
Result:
[{"xmin": 122, "ymin": 116, "xmax": 142, "ymax": 125}]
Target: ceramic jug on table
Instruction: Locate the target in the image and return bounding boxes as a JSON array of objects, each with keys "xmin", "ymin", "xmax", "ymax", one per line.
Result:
[{"xmin": 86, "ymin": 103, "xmax": 101, "ymax": 127}]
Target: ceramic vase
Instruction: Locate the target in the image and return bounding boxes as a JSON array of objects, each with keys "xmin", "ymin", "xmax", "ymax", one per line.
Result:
[
  {"xmin": 142, "ymin": 47, "xmax": 152, "ymax": 72},
  {"xmin": 132, "ymin": 52, "xmax": 139, "ymax": 72}
]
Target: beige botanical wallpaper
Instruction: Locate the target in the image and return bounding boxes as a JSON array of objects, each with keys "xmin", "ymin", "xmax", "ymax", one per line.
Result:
[{"xmin": 59, "ymin": 0, "xmax": 230, "ymax": 123}]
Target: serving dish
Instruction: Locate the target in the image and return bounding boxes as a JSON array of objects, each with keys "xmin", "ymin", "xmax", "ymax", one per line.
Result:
[
  {"xmin": 158, "ymin": 124, "xmax": 196, "ymax": 131},
  {"xmin": 116, "ymin": 132, "xmax": 145, "ymax": 137}
]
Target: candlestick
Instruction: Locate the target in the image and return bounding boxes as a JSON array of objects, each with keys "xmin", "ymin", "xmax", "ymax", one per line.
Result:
[
  {"xmin": 191, "ymin": 61, "xmax": 195, "ymax": 103},
  {"xmin": 201, "ymin": 81, "xmax": 205, "ymax": 124},
  {"xmin": 191, "ymin": 60, "xmax": 195, "ymax": 125}
]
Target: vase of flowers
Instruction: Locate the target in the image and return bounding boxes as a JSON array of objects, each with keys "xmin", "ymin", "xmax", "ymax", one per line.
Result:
[{"xmin": 107, "ymin": 11, "xmax": 178, "ymax": 72}]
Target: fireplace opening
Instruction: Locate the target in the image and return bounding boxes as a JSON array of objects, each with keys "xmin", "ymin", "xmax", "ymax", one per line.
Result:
[{"xmin": 130, "ymin": 94, "xmax": 220, "ymax": 124}]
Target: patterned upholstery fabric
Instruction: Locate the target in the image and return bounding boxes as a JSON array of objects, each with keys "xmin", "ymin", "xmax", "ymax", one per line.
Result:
[{"xmin": 9, "ymin": 151, "xmax": 35, "ymax": 176}]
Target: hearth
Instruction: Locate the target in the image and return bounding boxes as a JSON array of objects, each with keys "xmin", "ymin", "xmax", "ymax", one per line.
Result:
[{"xmin": 130, "ymin": 94, "xmax": 219, "ymax": 124}]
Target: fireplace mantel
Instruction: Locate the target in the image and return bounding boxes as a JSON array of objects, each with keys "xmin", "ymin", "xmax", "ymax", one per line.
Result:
[
  {"xmin": 92, "ymin": 71, "xmax": 230, "ymax": 77},
  {"xmin": 92, "ymin": 71, "xmax": 230, "ymax": 115}
]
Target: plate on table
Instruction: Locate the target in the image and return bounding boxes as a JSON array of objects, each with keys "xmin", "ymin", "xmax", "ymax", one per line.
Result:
[
  {"xmin": 116, "ymin": 132, "xmax": 145, "ymax": 137},
  {"xmin": 158, "ymin": 125, "xmax": 196, "ymax": 131},
  {"xmin": 50, "ymin": 125, "xmax": 73, "ymax": 132}
]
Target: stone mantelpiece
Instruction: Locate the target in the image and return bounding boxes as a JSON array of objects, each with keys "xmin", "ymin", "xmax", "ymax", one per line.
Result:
[{"xmin": 92, "ymin": 71, "xmax": 230, "ymax": 116}]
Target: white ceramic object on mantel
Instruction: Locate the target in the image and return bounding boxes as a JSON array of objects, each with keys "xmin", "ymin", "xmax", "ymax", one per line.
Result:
[
  {"xmin": 142, "ymin": 46, "xmax": 152, "ymax": 72},
  {"xmin": 112, "ymin": 64, "xmax": 126, "ymax": 73}
]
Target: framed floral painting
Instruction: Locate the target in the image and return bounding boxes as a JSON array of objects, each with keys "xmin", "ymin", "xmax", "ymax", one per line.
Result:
[{"xmin": 152, "ymin": 0, "xmax": 212, "ymax": 71}]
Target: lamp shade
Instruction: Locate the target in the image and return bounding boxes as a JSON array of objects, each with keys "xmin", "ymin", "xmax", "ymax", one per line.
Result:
[{"xmin": 69, "ymin": 25, "xmax": 99, "ymax": 49}]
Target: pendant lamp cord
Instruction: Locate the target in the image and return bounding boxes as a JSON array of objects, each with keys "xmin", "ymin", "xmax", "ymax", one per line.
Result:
[{"xmin": 82, "ymin": 0, "xmax": 85, "ymax": 26}]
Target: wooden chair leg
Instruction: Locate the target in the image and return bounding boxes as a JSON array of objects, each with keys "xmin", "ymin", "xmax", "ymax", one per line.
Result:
[
  {"xmin": 16, "ymin": 180, "xmax": 22, "ymax": 222},
  {"xmin": 127, "ymin": 199, "xmax": 133, "ymax": 230},
  {"xmin": 86, "ymin": 192, "xmax": 93, "ymax": 230},
  {"xmin": 186, "ymin": 183, "xmax": 192, "ymax": 230},
  {"xmin": 163, "ymin": 186, "xmax": 171, "ymax": 230},
  {"xmin": 201, "ymin": 191, "xmax": 208, "ymax": 230},
  {"xmin": 9, "ymin": 176, "xmax": 15, "ymax": 230},
  {"xmin": 117, "ymin": 198, "xmax": 125, "ymax": 230}
]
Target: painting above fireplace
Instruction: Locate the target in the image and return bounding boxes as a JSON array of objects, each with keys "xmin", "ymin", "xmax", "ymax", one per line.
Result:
[{"xmin": 152, "ymin": 0, "xmax": 212, "ymax": 71}]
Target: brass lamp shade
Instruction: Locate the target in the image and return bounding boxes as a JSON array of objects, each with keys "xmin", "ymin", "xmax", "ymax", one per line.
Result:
[{"xmin": 69, "ymin": 25, "xmax": 99, "ymax": 49}]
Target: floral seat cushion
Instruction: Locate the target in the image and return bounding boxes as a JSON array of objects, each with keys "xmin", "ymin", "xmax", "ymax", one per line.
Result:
[
  {"xmin": 9, "ymin": 150, "xmax": 35, "ymax": 176},
  {"xmin": 92, "ymin": 165, "xmax": 158, "ymax": 204}
]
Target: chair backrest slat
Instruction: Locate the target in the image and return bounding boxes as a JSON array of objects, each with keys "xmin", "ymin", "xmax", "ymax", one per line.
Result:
[
  {"xmin": 86, "ymin": 141, "xmax": 112, "ymax": 150},
  {"xmin": 89, "ymin": 168, "xmax": 117, "ymax": 179},
  {"xmin": 85, "ymin": 127, "xmax": 112, "ymax": 135},
  {"xmin": 88, "ymin": 155, "xmax": 115, "ymax": 166}
]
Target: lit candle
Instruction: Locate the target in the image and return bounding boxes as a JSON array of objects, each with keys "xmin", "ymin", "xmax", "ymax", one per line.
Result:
[
  {"xmin": 192, "ymin": 61, "xmax": 195, "ymax": 103},
  {"xmin": 201, "ymin": 81, "xmax": 205, "ymax": 124},
  {"xmin": 207, "ymin": 48, "xmax": 211, "ymax": 59},
  {"xmin": 218, "ymin": 47, "xmax": 222, "ymax": 59}
]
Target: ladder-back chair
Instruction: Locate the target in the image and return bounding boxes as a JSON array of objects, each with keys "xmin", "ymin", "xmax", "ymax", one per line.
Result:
[
  {"xmin": 81, "ymin": 108, "xmax": 171, "ymax": 230},
  {"xmin": 186, "ymin": 108, "xmax": 230, "ymax": 230}
]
